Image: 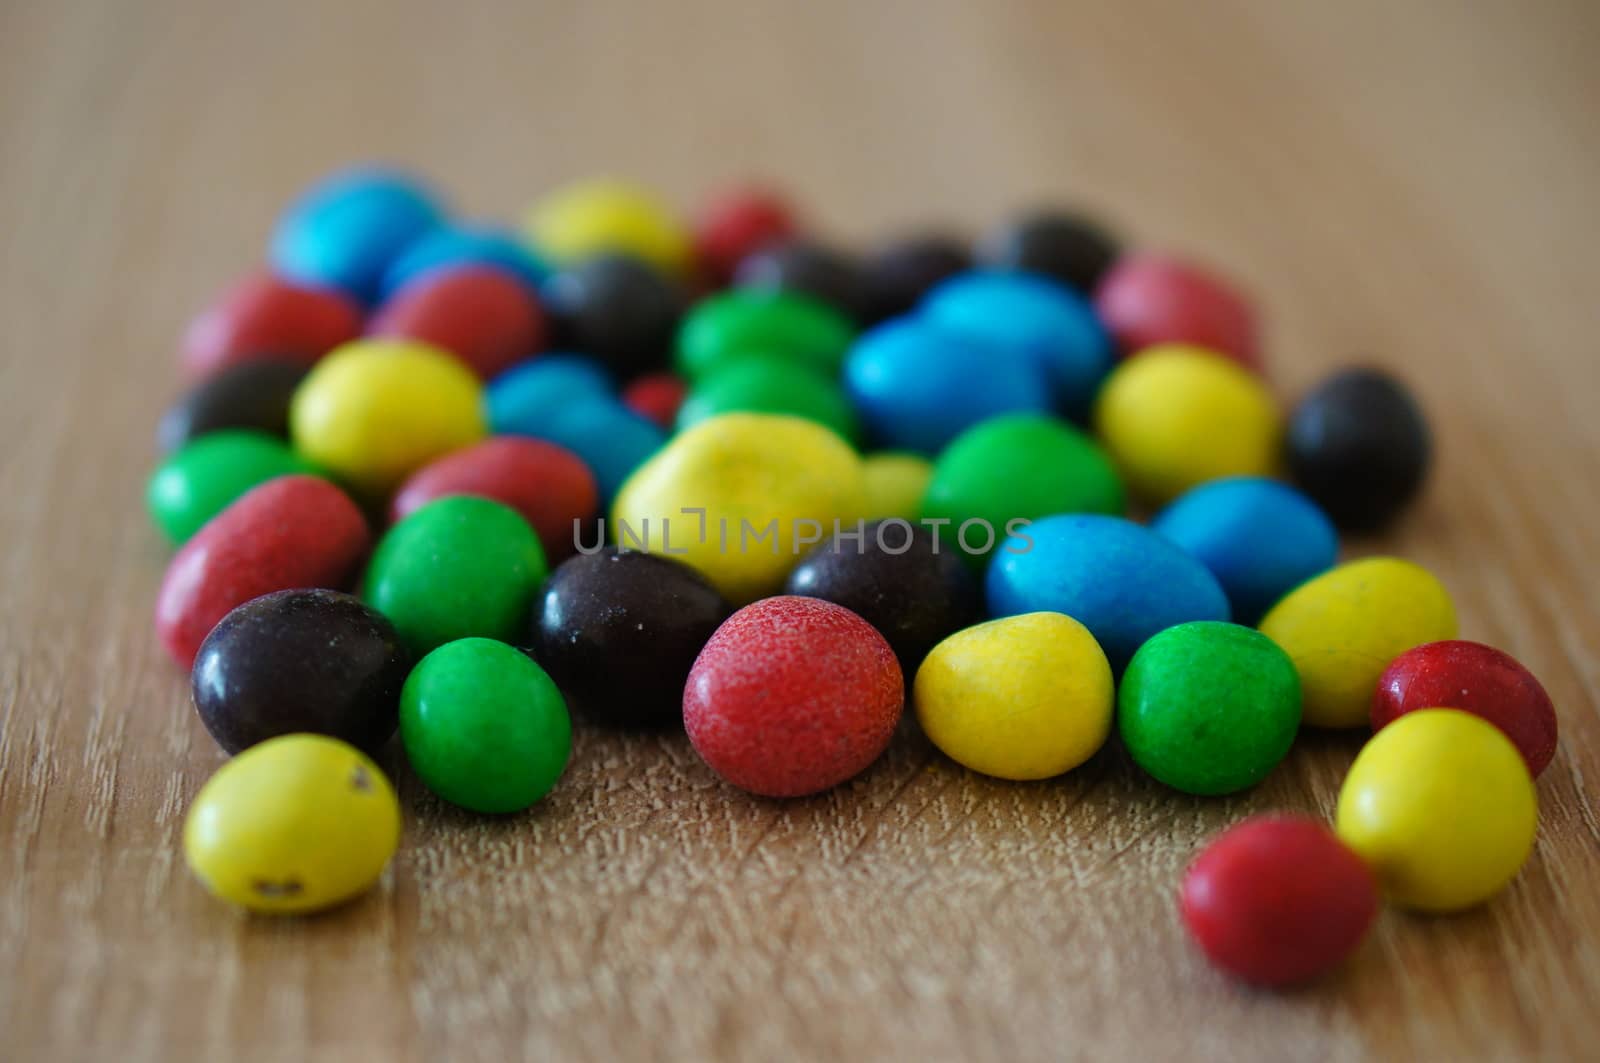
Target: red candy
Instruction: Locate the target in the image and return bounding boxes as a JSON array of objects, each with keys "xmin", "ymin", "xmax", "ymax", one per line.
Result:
[
  {"xmin": 1094, "ymin": 253, "xmax": 1259, "ymax": 368},
  {"xmin": 367, "ymin": 265, "xmax": 544, "ymax": 380},
  {"xmin": 154, "ymin": 476, "xmax": 370, "ymax": 668},
  {"xmin": 693, "ymin": 187, "xmax": 798, "ymax": 286},
  {"xmin": 181, "ymin": 272, "xmax": 363, "ymax": 381},
  {"xmin": 684, "ymin": 596, "xmax": 903, "ymax": 797},
  {"xmin": 1373, "ymin": 640, "xmax": 1558, "ymax": 776},
  {"xmin": 1181, "ymin": 815, "xmax": 1378, "ymax": 986},
  {"xmin": 389, "ymin": 437, "xmax": 598, "ymax": 563},
  {"xmin": 620, "ymin": 372, "xmax": 688, "ymax": 429}
]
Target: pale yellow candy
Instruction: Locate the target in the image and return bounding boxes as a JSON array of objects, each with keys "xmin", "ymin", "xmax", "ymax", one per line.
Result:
[
  {"xmin": 1093, "ymin": 344, "xmax": 1280, "ymax": 504},
  {"xmin": 611, "ymin": 412, "xmax": 866, "ymax": 603},
  {"xmin": 523, "ymin": 179, "xmax": 692, "ymax": 277},
  {"xmin": 1258, "ymin": 557, "xmax": 1457, "ymax": 728},
  {"xmin": 1337, "ymin": 709, "xmax": 1537, "ymax": 912},
  {"xmin": 861, "ymin": 451, "xmax": 934, "ymax": 521},
  {"xmin": 184, "ymin": 734, "xmax": 401, "ymax": 914},
  {"xmin": 914, "ymin": 612, "xmax": 1113, "ymax": 780},
  {"xmin": 290, "ymin": 339, "xmax": 485, "ymax": 495}
]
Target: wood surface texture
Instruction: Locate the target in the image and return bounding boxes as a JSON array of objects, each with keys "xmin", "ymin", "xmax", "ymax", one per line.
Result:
[{"xmin": 2, "ymin": 1, "xmax": 1598, "ymax": 1059}]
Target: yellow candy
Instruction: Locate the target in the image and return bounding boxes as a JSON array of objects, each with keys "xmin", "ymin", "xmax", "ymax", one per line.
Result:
[
  {"xmin": 1337, "ymin": 709, "xmax": 1537, "ymax": 912},
  {"xmin": 184, "ymin": 734, "xmax": 401, "ymax": 914},
  {"xmin": 1092, "ymin": 344, "xmax": 1280, "ymax": 503},
  {"xmin": 914, "ymin": 612, "xmax": 1113, "ymax": 780},
  {"xmin": 290, "ymin": 339, "xmax": 486, "ymax": 495},
  {"xmin": 861, "ymin": 451, "xmax": 934, "ymax": 521},
  {"xmin": 612, "ymin": 412, "xmax": 865, "ymax": 603},
  {"xmin": 524, "ymin": 179, "xmax": 692, "ymax": 277},
  {"xmin": 1258, "ymin": 557, "xmax": 1457, "ymax": 728}
]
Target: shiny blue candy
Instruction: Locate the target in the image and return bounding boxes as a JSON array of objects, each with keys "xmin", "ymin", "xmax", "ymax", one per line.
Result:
[
  {"xmin": 487, "ymin": 356, "xmax": 614, "ymax": 436},
  {"xmin": 380, "ymin": 223, "xmax": 549, "ymax": 298},
  {"xmin": 1151, "ymin": 477, "xmax": 1339, "ymax": 624},
  {"xmin": 986, "ymin": 514, "xmax": 1230, "ymax": 669},
  {"xmin": 843, "ymin": 317, "xmax": 1051, "ymax": 454},
  {"xmin": 524, "ymin": 396, "xmax": 664, "ymax": 502},
  {"xmin": 921, "ymin": 271, "xmax": 1113, "ymax": 421},
  {"xmin": 270, "ymin": 167, "xmax": 445, "ymax": 304}
]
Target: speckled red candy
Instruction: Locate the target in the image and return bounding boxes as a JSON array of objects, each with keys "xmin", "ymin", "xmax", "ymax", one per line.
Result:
[
  {"xmin": 181, "ymin": 272, "xmax": 364, "ymax": 381},
  {"xmin": 683, "ymin": 596, "xmax": 903, "ymax": 798},
  {"xmin": 367, "ymin": 265, "xmax": 544, "ymax": 380},
  {"xmin": 1372, "ymin": 639, "xmax": 1558, "ymax": 776},
  {"xmin": 155, "ymin": 475, "xmax": 370, "ymax": 667}
]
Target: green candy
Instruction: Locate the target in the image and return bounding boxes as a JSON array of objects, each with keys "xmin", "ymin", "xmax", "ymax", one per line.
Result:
[
  {"xmin": 362, "ymin": 496, "xmax": 547, "ymax": 655},
  {"xmin": 675, "ymin": 289, "xmax": 855, "ymax": 381},
  {"xmin": 676, "ymin": 355, "xmax": 860, "ymax": 443},
  {"xmin": 1118, "ymin": 621, "xmax": 1301, "ymax": 795},
  {"xmin": 921, "ymin": 413, "xmax": 1124, "ymax": 564},
  {"xmin": 146, "ymin": 430, "xmax": 317, "ymax": 544},
  {"xmin": 400, "ymin": 638, "xmax": 571, "ymax": 813}
]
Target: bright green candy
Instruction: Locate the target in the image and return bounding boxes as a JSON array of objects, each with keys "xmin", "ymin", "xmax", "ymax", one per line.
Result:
[
  {"xmin": 920, "ymin": 413, "xmax": 1123, "ymax": 563},
  {"xmin": 675, "ymin": 289, "xmax": 855, "ymax": 381},
  {"xmin": 400, "ymin": 638, "xmax": 571, "ymax": 813},
  {"xmin": 362, "ymin": 496, "xmax": 547, "ymax": 655},
  {"xmin": 1118, "ymin": 621, "xmax": 1301, "ymax": 795},
  {"xmin": 676, "ymin": 355, "xmax": 860, "ymax": 443},
  {"xmin": 146, "ymin": 430, "xmax": 317, "ymax": 544}
]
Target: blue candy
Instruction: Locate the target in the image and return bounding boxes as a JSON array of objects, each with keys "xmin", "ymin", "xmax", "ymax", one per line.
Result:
[
  {"xmin": 986, "ymin": 514, "xmax": 1230, "ymax": 669},
  {"xmin": 487, "ymin": 355, "xmax": 614, "ymax": 435},
  {"xmin": 921, "ymin": 270, "xmax": 1113, "ymax": 421},
  {"xmin": 528, "ymin": 396, "xmax": 665, "ymax": 501},
  {"xmin": 380, "ymin": 223, "xmax": 549, "ymax": 298},
  {"xmin": 843, "ymin": 317, "xmax": 1051, "ymax": 454},
  {"xmin": 1151, "ymin": 477, "xmax": 1339, "ymax": 624},
  {"xmin": 271, "ymin": 167, "xmax": 445, "ymax": 305}
]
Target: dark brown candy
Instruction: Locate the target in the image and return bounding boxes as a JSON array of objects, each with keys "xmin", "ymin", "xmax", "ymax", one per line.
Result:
[
  {"xmin": 191, "ymin": 589, "xmax": 411, "ymax": 755},
  {"xmin": 861, "ymin": 235, "xmax": 971, "ymax": 322},
  {"xmin": 532, "ymin": 547, "xmax": 729, "ymax": 728},
  {"xmin": 157, "ymin": 359, "xmax": 309, "ymax": 453},
  {"xmin": 545, "ymin": 254, "xmax": 684, "ymax": 378},
  {"xmin": 978, "ymin": 210, "xmax": 1119, "ymax": 292},
  {"xmin": 784, "ymin": 520, "xmax": 984, "ymax": 672},
  {"xmin": 734, "ymin": 240, "xmax": 869, "ymax": 321}
]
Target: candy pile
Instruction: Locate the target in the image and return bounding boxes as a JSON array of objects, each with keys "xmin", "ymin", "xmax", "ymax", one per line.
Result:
[{"xmin": 155, "ymin": 168, "xmax": 1558, "ymax": 986}]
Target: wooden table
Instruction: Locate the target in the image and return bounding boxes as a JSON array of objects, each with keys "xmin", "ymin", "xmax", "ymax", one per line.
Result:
[{"xmin": 4, "ymin": 1, "xmax": 1597, "ymax": 1058}]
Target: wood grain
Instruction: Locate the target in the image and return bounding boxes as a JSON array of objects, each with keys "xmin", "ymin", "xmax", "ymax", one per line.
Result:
[{"xmin": 2, "ymin": 0, "xmax": 1598, "ymax": 1059}]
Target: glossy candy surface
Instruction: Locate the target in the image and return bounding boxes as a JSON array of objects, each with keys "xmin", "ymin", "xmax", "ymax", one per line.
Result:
[
  {"xmin": 401, "ymin": 638, "xmax": 572, "ymax": 813},
  {"xmin": 271, "ymin": 167, "xmax": 445, "ymax": 303},
  {"xmin": 920, "ymin": 414, "xmax": 1124, "ymax": 564},
  {"xmin": 389, "ymin": 437, "xmax": 597, "ymax": 564},
  {"xmin": 380, "ymin": 223, "xmax": 548, "ymax": 297},
  {"xmin": 363, "ymin": 496, "xmax": 547, "ymax": 655},
  {"xmin": 158, "ymin": 360, "xmax": 309, "ymax": 452},
  {"xmin": 181, "ymin": 272, "xmax": 363, "ymax": 381},
  {"xmin": 524, "ymin": 179, "xmax": 692, "ymax": 276},
  {"xmin": 1151, "ymin": 477, "xmax": 1338, "ymax": 624},
  {"xmin": 1286, "ymin": 367, "xmax": 1431, "ymax": 532},
  {"xmin": 986, "ymin": 514, "xmax": 1229, "ymax": 670},
  {"xmin": 978, "ymin": 211, "xmax": 1119, "ymax": 292},
  {"xmin": 290, "ymin": 339, "xmax": 486, "ymax": 496},
  {"xmin": 368, "ymin": 265, "xmax": 544, "ymax": 380},
  {"xmin": 545, "ymin": 254, "xmax": 684, "ymax": 378},
  {"xmin": 692, "ymin": 186, "xmax": 798, "ymax": 285},
  {"xmin": 1118, "ymin": 622, "xmax": 1301, "ymax": 795},
  {"xmin": 147, "ymin": 430, "xmax": 317, "ymax": 545},
  {"xmin": 1336, "ymin": 709, "xmax": 1537, "ymax": 912},
  {"xmin": 1181, "ymin": 815, "xmax": 1378, "ymax": 986},
  {"xmin": 1259, "ymin": 557, "xmax": 1457, "ymax": 728},
  {"xmin": 487, "ymin": 355, "xmax": 614, "ymax": 434},
  {"xmin": 521, "ymin": 395, "xmax": 665, "ymax": 502},
  {"xmin": 1094, "ymin": 253, "xmax": 1258, "ymax": 367},
  {"xmin": 735, "ymin": 240, "xmax": 867, "ymax": 321},
  {"xmin": 184, "ymin": 734, "xmax": 401, "ymax": 914},
  {"xmin": 621, "ymin": 371, "xmax": 688, "ymax": 429},
  {"xmin": 1093, "ymin": 344, "xmax": 1280, "ymax": 504},
  {"xmin": 921, "ymin": 271, "xmax": 1114, "ymax": 420},
  {"xmin": 155, "ymin": 476, "xmax": 370, "ymax": 668},
  {"xmin": 676, "ymin": 354, "xmax": 859, "ymax": 443},
  {"xmin": 1373, "ymin": 640, "xmax": 1557, "ymax": 776},
  {"xmin": 534, "ymin": 547, "xmax": 728, "ymax": 728},
  {"xmin": 915, "ymin": 612, "xmax": 1113, "ymax": 780},
  {"xmin": 859, "ymin": 235, "xmax": 970, "ymax": 322},
  {"xmin": 844, "ymin": 317, "xmax": 1050, "ymax": 454},
  {"xmin": 192, "ymin": 589, "xmax": 411, "ymax": 754},
  {"xmin": 611, "ymin": 413, "xmax": 866, "ymax": 603},
  {"xmin": 676, "ymin": 289, "xmax": 855, "ymax": 382},
  {"xmin": 860, "ymin": 452, "xmax": 934, "ymax": 521},
  {"xmin": 684, "ymin": 596, "xmax": 903, "ymax": 797},
  {"xmin": 784, "ymin": 520, "xmax": 984, "ymax": 671}
]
